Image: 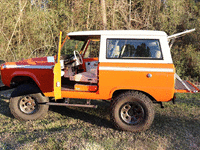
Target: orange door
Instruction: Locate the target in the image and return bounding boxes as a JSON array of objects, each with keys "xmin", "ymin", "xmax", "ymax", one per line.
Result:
[{"xmin": 98, "ymin": 63, "xmax": 175, "ymax": 102}]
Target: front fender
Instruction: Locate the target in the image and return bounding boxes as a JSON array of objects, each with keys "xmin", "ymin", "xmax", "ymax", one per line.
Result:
[
  {"xmin": 3, "ymin": 69, "xmax": 54, "ymax": 93},
  {"xmin": 11, "ymin": 71, "xmax": 41, "ymax": 87}
]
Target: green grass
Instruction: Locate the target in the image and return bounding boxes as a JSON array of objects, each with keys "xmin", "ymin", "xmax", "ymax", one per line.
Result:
[{"xmin": 0, "ymin": 91, "xmax": 200, "ymax": 150}]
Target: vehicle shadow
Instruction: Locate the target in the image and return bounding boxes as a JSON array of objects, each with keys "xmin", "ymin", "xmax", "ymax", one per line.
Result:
[
  {"xmin": 151, "ymin": 112, "xmax": 200, "ymax": 148},
  {"xmin": 0, "ymin": 95, "xmax": 113, "ymax": 129},
  {"xmin": 0, "ymin": 96, "xmax": 13, "ymax": 118},
  {"xmin": 49, "ymin": 100, "xmax": 114, "ymax": 129}
]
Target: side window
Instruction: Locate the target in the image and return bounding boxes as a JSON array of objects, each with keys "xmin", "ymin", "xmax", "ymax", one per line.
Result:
[
  {"xmin": 84, "ymin": 40, "xmax": 100, "ymax": 58},
  {"xmin": 107, "ymin": 39, "xmax": 162, "ymax": 59}
]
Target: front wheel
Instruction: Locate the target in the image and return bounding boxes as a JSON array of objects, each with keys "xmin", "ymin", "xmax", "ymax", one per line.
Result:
[
  {"xmin": 9, "ymin": 84, "xmax": 49, "ymax": 121},
  {"xmin": 110, "ymin": 91, "xmax": 155, "ymax": 132}
]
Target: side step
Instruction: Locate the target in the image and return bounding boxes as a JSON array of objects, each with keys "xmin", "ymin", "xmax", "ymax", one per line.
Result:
[{"xmin": 45, "ymin": 102, "xmax": 97, "ymax": 108}]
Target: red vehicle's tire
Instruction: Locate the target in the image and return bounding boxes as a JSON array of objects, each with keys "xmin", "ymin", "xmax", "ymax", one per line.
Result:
[
  {"xmin": 9, "ymin": 84, "xmax": 49, "ymax": 121},
  {"xmin": 110, "ymin": 91, "xmax": 155, "ymax": 132}
]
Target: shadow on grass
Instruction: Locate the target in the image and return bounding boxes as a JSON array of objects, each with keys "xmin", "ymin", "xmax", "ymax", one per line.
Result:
[
  {"xmin": 0, "ymin": 96, "xmax": 113, "ymax": 129},
  {"xmin": 151, "ymin": 112, "xmax": 200, "ymax": 148},
  {"xmin": 49, "ymin": 100, "xmax": 113, "ymax": 129},
  {"xmin": 0, "ymin": 97, "xmax": 13, "ymax": 119}
]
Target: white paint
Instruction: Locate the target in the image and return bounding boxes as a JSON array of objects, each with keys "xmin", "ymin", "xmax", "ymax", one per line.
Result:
[
  {"xmin": 60, "ymin": 60, "xmax": 64, "ymax": 69},
  {"xmin": 68, "ymin": 30, "xmax": 167, "ymax": 37},
  {"xmin": 99, "ymin": 66, "xmax": 174, "ymax": 72},
  {"xmin": 47, "ymin": 56, "xmax": 55, "ymax": 62}
]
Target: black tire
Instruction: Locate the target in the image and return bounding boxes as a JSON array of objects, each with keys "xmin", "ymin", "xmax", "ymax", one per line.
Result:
[
  {"xmin": 110, "ymin": 91, "xmax": 155, "ymax": 132},
  {"xmin": 9, "ymin": 84, "xmax": 49, "ymax": 121}
]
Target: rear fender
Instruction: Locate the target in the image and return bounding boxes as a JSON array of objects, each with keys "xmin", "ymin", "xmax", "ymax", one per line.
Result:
[{"xmin": 111, "ymin": 88, "xmax": 157, "ymax": 102}]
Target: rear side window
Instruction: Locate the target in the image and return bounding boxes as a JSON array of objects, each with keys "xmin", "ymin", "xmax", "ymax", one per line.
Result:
[{"xmin": 107, "ymin": 39, "xmax": 163, "ymax": 59}]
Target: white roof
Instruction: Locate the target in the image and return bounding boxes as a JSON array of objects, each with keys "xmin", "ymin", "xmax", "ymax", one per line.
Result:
[{"xmin": 67, "ymin": 30, "xmax": 167, "ymax": 37}]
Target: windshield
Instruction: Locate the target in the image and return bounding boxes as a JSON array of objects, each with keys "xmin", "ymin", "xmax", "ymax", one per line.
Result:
[{"xmin": 61, "ymin": 39, "xmax": 85, "ymax": 56}]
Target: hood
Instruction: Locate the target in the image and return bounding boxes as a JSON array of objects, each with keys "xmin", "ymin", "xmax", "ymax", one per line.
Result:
[{"xmin": 2, "ymin": 56, "xmax": 56, "ymax": 69}]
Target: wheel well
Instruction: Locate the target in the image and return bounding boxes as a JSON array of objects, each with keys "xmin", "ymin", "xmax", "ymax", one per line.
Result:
[
  {"xmin": 10, "ymin": 77, "xmax": 45, "ymax": 97},
  {"xmin": 112, "ymin": 90, "xmax": 157, "ymax": 103},
  {"xmin": 11, "ymin": 76, "xmax": 37, "ymax": 87}
]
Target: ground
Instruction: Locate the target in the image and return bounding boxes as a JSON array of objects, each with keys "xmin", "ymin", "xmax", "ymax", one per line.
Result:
[{"xmin": 0, "ymin": 81, "xmax": 200, "ymax": 149}]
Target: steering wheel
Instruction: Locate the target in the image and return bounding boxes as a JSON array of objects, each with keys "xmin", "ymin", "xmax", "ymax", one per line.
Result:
[{"xmin": 73, "ymin": 50, "xmax": 83, "ymax": 66}]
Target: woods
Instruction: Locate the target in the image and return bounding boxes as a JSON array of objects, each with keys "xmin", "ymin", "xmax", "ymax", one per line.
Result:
[{"xmin": 0, "ymin": 0, "xmax": 199, "ymax": 80}]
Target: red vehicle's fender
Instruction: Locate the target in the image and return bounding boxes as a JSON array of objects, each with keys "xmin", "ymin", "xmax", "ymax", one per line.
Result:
[{"xmin": 1, "ymin": 68, "xmax": 54, "ymax": 93}]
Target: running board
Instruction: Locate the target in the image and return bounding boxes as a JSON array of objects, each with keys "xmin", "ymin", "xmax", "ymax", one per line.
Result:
[{"xmin": 45, "ymin": 102, "xmax": 98, "ymax": 108}]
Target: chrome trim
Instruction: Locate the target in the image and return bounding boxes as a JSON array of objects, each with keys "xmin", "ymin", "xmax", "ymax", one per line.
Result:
[
  {"xmin": 99, "ymin": 66, "xmax": 174, "ymax": 72},
  {"xmin": 4, "ymin": 65, "xmax": 54, "ymax": 69}
]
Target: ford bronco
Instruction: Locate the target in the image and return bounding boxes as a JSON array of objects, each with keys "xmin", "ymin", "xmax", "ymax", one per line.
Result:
[{"xmin": 1, "ymin": 29, "xmax": 199, "ymax": 132}]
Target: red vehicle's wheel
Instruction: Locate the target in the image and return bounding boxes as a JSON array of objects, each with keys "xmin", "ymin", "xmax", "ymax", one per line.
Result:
[
  {"xmin": 19, "ymin": 95, "xmax": 39, "ymax": 114},
  {"xmin": 9, "ymin": 84, "xmax": 49, "ymax": 121}
]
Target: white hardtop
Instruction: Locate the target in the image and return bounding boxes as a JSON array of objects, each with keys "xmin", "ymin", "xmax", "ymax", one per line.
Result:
[
  {"xmin": 67, "ymin": 30, "xmax": 167, "ymax": 37},
  {"xmin": 68, "ymin": 30, "xmax": 173, "ymax": 64}
]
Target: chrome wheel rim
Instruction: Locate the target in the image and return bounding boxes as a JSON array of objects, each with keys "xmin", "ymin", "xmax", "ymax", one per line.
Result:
[
  {"xmin": 19, "ymin": 96, "xmax": 38, "ymax": 114},
  {"xmin": 120, "ymin": 102, "xmax": 145, "ymax": 125}
]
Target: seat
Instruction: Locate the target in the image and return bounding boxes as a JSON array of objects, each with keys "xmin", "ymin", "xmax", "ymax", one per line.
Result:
[{"xmin": 73, "ymin": 72, "xmax": 97, "ymax": 83}]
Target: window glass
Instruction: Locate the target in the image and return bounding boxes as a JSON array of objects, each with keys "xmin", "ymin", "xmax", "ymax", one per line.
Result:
[
  {"xmin": 84, "ymin": 40, "xmax": 100, "ymax": 58},
  {"xmin": 61, "ymin": 40, "xmax": 84, "ymax": 55},
  {"xmin": 107, "ymin": 39, "xmax": 162, "ymax": 59}
]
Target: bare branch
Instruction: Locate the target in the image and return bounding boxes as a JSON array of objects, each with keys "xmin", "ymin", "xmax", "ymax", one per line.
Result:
[{"xmin": 4, "ymin": 0, "xmax": 27, "ymax": 61}]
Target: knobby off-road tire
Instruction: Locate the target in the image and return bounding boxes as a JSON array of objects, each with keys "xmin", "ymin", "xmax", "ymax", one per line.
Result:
[
  {"xmin": 110, "ymin": 91, "xmax": 155, "ymax": 132},
  {"xmin": 9, "ymin": 84, "xmax": 49, "ymax": 121}
]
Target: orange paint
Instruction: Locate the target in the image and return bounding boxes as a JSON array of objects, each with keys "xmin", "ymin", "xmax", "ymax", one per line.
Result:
[
  {"xmin": 98, "ymin": 62, "xmax": 175, "ymax": 101},
  {"xmin": 43, "ymin": 61, "xmax": 176, "ymax": 102}
]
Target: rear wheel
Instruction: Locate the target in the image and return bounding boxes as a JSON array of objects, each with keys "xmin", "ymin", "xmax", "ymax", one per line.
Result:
[
  {"xmin": 110, "ymin": 91, "xmax": 155, "ymax": 132},
  {"xmin": 9, "ymin": 84, "xmax": 49, "ymax": 121}
]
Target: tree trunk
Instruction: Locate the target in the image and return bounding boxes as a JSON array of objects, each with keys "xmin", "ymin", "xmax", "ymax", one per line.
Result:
[{"xmin": 100, "ymin": 0, "xmax": 107, "ymax": 30}]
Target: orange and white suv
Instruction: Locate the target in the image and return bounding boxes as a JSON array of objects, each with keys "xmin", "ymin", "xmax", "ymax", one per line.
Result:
[{"xmin": 1, "ymin": 29, "xmax": 198, "ymax": 132}]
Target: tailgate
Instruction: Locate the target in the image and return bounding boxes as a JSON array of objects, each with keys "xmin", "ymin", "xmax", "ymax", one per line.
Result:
[{"xmin": 175, "ymin": 74, "xmax": 200, "ymax": 93}]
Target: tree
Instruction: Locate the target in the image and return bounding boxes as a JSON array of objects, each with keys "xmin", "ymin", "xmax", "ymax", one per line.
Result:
[{"xmin": 100, "ymin": 0, "xmax": 107, "ymax": 30}]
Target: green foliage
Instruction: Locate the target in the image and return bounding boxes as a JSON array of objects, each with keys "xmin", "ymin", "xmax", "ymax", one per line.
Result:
[
  {"xmin": 172, "ymin": 44, "xmax": 200, "ymax": 80},
  {"xmin": 0, "ymin": 0, "xmax": 199, "ymax": 80}
]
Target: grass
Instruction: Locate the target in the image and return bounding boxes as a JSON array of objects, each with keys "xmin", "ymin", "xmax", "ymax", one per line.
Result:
[{"xmin": 0, "ymin": 90, "xmax": 200, "ymax": 150}]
